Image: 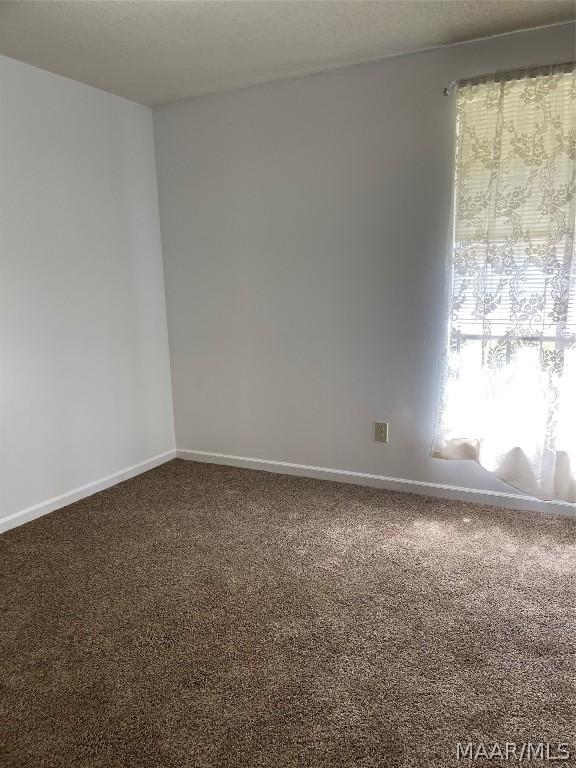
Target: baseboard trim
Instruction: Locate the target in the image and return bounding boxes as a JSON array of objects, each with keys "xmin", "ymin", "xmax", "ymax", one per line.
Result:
[
  {"xmin": 176, "ymin": 449, "xmax": 576, "ymax": 518},
  {"xmin": 4, "ymin": 446, "xmax": 573, "ymax": 534},
  {"xmin": 0, "ymin": 449, "xmax": 177, "ymax": 534}
]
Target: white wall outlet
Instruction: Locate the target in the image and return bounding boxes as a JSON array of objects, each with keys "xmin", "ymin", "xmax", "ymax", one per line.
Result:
[{"xmin": 374, "ymin": 422, "xmax": 389, "ymax": 443}]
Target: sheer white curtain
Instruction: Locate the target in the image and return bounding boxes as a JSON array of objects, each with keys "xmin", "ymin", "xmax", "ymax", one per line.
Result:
[{"xmin": 433, "ymin": 64, "xmax": 576, "ymax": 502}]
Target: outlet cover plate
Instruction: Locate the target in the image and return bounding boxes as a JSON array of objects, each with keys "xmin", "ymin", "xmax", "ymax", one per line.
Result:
[{"xmin": 375, "ymin": 422, "xmax": 389, "ymax": 443}]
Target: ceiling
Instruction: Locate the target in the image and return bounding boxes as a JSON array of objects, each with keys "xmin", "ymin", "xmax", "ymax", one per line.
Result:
[{"xmin": 0, "ymin": 1, "xmax": 574, "ymax": 107}]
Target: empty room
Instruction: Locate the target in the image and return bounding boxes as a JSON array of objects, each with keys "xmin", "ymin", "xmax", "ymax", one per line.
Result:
[{"xmin": 1, "ymin": 1, "xmax": 575, "ymax": 766}]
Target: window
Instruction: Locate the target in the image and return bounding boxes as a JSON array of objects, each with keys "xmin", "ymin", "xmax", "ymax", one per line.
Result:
[{"xmin": 433, "ymin": 64, "xmax": 576, "ymax": 502}]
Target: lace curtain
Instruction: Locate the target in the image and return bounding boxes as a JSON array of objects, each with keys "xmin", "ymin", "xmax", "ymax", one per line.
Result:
[{"xmin": 433, "ymin": 64, "xmax": 576, "ymax": 502}]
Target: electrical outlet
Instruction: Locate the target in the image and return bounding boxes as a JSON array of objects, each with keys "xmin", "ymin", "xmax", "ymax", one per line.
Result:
[{"xmin": 374, "ymin": 422, "xmax": 389, "ymax": 443}]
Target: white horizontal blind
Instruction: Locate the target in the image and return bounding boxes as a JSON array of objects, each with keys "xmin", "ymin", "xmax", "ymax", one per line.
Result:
[
  {"xmin": 433, "ymin": 64, "xmax": 576, "ymax": 502},
  {"xmin": 452, "ymin": 65, "xmax": 576, "ymax": 349}
]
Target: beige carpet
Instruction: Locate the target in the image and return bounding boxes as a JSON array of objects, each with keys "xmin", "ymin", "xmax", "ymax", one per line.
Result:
[{"xmin": 1, "ymin": 459, "xmax": 575, "ymax": 767}]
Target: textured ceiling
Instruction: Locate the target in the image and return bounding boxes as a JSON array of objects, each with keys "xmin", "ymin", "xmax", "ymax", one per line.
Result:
[{"xmin": 0, "ymin": 1, "xmax": 574, "ymax": 106}]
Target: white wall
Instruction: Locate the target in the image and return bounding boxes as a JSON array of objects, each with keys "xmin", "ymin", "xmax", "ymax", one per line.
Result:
[
  {"xmin": 0, "ymin": 56, "xmax": 175, "ymax": 526},
  {"xmin": 154, "ymin": 22, "xmax": 576, "ymax": 502}
]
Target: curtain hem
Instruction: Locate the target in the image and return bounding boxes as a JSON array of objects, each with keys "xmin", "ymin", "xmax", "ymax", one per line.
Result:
[{"xmin": 431, "ymin": 438, "xmax": 576, "ymax": 504}]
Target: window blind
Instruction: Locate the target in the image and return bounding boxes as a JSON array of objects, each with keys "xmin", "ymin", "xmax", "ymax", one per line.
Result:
[
  {"xmin": 451, "ymin": 64, "xmax": 575, "ymax": 346},
  {"xmin": 433, "ymin": 63, "xmax": 576, "ymax": 502}
]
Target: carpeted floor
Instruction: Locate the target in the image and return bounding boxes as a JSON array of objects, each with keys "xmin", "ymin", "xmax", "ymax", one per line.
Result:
[{"xmin": 1, "ymin": 459, "xmax": 575, "ymax": 768}]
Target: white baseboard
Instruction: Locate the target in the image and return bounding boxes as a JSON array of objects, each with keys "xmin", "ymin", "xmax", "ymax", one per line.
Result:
[
  {"xmin": 177, "ymin": 449, "xmax": 576, "ymax": 518},
  {"xmin": 0, "ymin": 449, "xmax": 177, "ymax": 534},
  {"xmin": 4, "ymin": 446, "xmax": 573, "ymax": 535}
]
